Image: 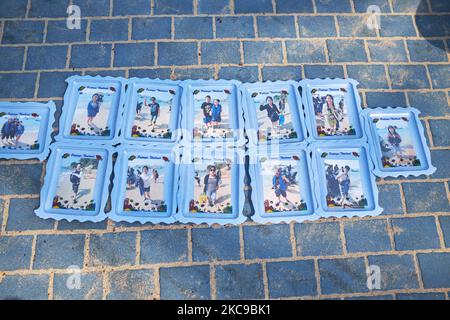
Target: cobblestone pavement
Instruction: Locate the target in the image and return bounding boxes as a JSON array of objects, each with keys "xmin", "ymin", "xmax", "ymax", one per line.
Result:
[{"xmin": 0, "ymin": 0, "xmax": 449, "ymax": 300}]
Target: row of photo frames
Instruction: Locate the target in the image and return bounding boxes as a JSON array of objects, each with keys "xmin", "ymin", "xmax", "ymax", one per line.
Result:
[{"xmin": 0, "ymin": 101, "xmax": 55, "ymax": 161}]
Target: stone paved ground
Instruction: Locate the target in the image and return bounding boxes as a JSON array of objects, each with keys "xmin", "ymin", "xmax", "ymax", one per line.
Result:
[{"xmin": 0, "ymin": 0, "xmax": 449, "ymax": 300}]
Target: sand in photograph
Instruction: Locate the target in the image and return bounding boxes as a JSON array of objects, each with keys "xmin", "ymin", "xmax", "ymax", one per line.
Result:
[
  {"xmin": 193, "ymin": 91, "xmax": 233, "ymax": 139},
  {"xmin": 124, "ymin": 159, "xmax": 165, "ymax": 212},
  {"xmin": 312, "ymin": 90, "xmax": 352, "ymax": 136},
  {"xmin": 253, "ymin": 90, "xmax": 296, "ymax": 141},
  {"xmin": 191, "ymin": 161, "xmax": 232, "ymax": 213},
  {"xmin": 0, "ymin": 114, "xmax": 41, "ymax": 150},
  {"xmin": 131, "ymin": 91, "xmax": 173, "ymax": 139},
  {"xmin": 261, "ymin": 160, "xmax": 305, "ymax": 212}
]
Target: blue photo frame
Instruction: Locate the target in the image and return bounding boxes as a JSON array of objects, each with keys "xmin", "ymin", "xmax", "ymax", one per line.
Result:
[
  {"xmin": 177, "ymin": 146, "xmax": 247, "ymax": 225},
  {"xmin": 248, "ymin": 145, "xmax": 318, "ymax": 224},
  {"xmin": 118, "ymin": 78, "xmax": 182, "ymax": 145},
  {"xmin": 180, "ymin": 79, "xmax": 245, "ymax": 147},
  {"xmin": 0, "ymin": 101, "xmax": 55, "ymax": 161},
  {"xmin": 240, "ymin": 81, "xmax": 308, "ymax": 146},
  {"xmin": 300, "ymin": 78, "xmax": 365, "ymax": 143},
  {"xmin": 361, "ymin": 107, "xmax": 436, "ymax": 177},
  {"xmin": 109, "ymin": 145, "xmax": 179, "ymax": 224},
  {"xmin": 309, "ymin": 143, "xmax": 383, "ymax": 217},
  {"xmin": 56, "ymin": 75, "xmax": 127, "ymax": 144},
  {"xmin": 35, "ymin": 143, "xmax": 113, "ymax": 222}
]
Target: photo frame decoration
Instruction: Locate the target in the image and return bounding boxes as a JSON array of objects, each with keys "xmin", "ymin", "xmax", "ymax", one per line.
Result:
[
  {"xmin": 309, "ymin": 143, "xmax": 383, "ymax": 218},
  {"xmin": 180, "ymin": 79, "xmax": 245, "ymax": 147},
  {"xmin": 300, "ymin": 78, "xmax": 365, "ymax": 143},
  {"xmin": 361, "ymin": 107, "xmax": 436, "ymax": 177},
  {"xmin": 118, "ymin": 78, "xmax": 182, "ymax": 145},
  {"xmin": 35, "ymin": 143, "xmax": 113, "ymax": 222},
  {"xmin": 109, "ymin": 146, "xmax": 179, "ymax": 224},
  {"xmin": 249, "ymin": 145, "xmax": 318, "ymax": 224},
  {"xmin": 177, "ymin": 146, "xmax": 246, "ymax": 225},
  {"xmin": 0, "ymin": 101, "xmax": 56, "ymax": 160},
  {"xmin": 240, "ymin": 81, "xmax": 308, "ymax": 146},
  {"xmin": 56, "ymin": 75, "xmax": 127, "ymax": 144}
]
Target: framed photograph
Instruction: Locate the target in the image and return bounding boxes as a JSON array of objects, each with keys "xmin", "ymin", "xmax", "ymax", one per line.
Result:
[
  {"xmin": 310, "ymin": 143, "xmax": 382, "ymax": 217},
  {"xmin": 177, "ymin": 148, "xmax": 246, "ymax": 225},
  {"xmin": 109, "ymin": 146, "xmax": 178, "ymax": 224},
  {"xmin": 300, "ymin": 78, "xmax": 364, "ymax": 142},
  {"xmin": 240, "ymin": 81, "xmax": 307, "ymax": 145},
  {"xmin": 180, "ymin": 80, "xmax": 245, "ymax": 146},
  {"xmin": 119, "ymin": 78, "xmax": 182, "ymax": 145},
  {"xmin": 249, "ymin": 146, "xmax": 318, "ymax": 224},
  {"xmin": 0, "ymin": 101, "xmax": 55, "ymax": 160},
  {"xmin": 56, "ymin": 75, "xmax": 127, "ymax": 143},
  {"xmin": 362, "ymin": 107, "xmax": 436, "ymax": 177},
  {"xmin": 35, "ymin": 143, "xmax": 113, "ymax": 222}
]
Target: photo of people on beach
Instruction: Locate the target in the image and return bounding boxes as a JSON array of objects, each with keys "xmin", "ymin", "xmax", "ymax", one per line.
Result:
[
  {"xmin": 324, "ymin": 159, "xmax": 367, "ymax": 209},
  {"xmin": 69, "ymin": 86, "xmax": 117, "ymax": 137},
  {"xmin": 374, "ymin": 117, "xmax": 419, "ymax": 168},
  {"xmin": 193, "ymin": 90, "xmax": 232, "ymax": 139},
  {"xmin": 0, "ymin": 112, "xmax": 40, "ymax": 150},
  {"xmin": 261, "ymin": 159, "xmax": 307, "ymax": 213},
  {"xmin": 252, "ymin": 90, "xmax": 297, "ymax": 141},
  {"xmin": 130, "ymin": 88, "xmax": 174, "ymax": 140},
  {"xmin": 189, "ymin": 159, "xmax": 232, "ymax": 214},
  {"xmin": 123, "ymin": 155, "xmax": 166, "ymax": 213},
  {"xmin": 51, "ymin": 154, "xmax": 101, "ymax": 211},
  {"xmin": 311, "ymin": 88, "xmax": 355, "ymax": 137}
]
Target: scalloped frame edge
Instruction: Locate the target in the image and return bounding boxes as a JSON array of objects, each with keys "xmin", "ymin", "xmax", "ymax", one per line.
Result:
[
  {"xmin": 361, "ymin": 106, "xmax": 436, "ymax": 178},
  {"xmin": 34, "ymin": 143, "xmax": 114, "ymax": 223},
  {"xmin": 0, "ymin": 100, "xmax": 56, "ymax": 161}
]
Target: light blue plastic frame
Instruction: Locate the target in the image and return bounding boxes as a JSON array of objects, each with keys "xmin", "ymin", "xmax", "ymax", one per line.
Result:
[
  {"xmin": 248, "ymin": 145, "xmax": 319, "ymax": 224},
  {"xmin": 118, "ymin": 78, "xmax": 182, "ymax": 145},
  {"xmin": 300, "ymin": 78, "xmax": 365, "ymax": 143},
  {"xmin": 361, "ymin": 107, "xmax": 436, "ymax": 178},
  {"xmin": 56, "ymin": 75, "xmax": 127, "ymax": 144},
  {"xmin": 0, "ymin": 101, "xmax": 55, "ymax": 161},
  {"xmin": 109, "ymin": 145, "xmax": 179, "ymax": 224},
  {"xmin": 35, "ymin": 143, "xmax": 113, "ymax": 222},
  {"xmin": 240, "ymin": 81, "xmax": 308, "ymax": 146},
  {"xmin": 309, "ymin": 143, "xmax": 383, "ymax": 218},
  {"xmin": 177, "ymin": 146, "xmax": 246, "ymax": 225},
  {"xmin": 180, "ymin": 79, "xmax": 245, "ymax": 147}
]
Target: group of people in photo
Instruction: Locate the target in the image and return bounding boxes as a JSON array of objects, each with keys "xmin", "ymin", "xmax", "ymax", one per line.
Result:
[
  {"xmin": 313, "ymin": 94, "xmax": 345, "ymax": 135},
  {"xmin": 136, "ymin": 97, "xmax": 161, "ymax": 126},
  {"xmin": 1, "ymin": 117, "xmax": 25, "ymax": 146},
  {"xmin": 200, "ymin": 96, "xmax": 223, "ymax": 130},
  {"xmin": 271, "ymin": 166, "xmax": 297, "ymax": 206},
  {"xmin": 325, "ymin": 164, "xmax": 352, "ymax": 206},
  {"xmin": 259, "ymin": 95, "xmax": 286, "ymax": 128},
  {"xmin": 127, "ymin": 166, "xmax": 160, "ymax": 202}
]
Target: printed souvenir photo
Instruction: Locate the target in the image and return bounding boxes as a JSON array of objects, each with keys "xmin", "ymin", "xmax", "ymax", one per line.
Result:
[
  {"xmin": 193, "ymin": 90, "xmax": 232, "ymax": 139},
  {"xmin": 252, "ymin": 90, "xmax": 297, "ymax": 141},
  {"xmin": 324, "ymin": 159, "xmax": 367, "ymax": 209},
  {"xmin": 311, "ymin": 87, "xmax": 355, "ymax": 137},
  {"xmin": 261, "ymin": 159, "xmax": 307, "ymax": 213},
  {"xmin": 189, "ymin": 159, "xmax": 233, "ymax": 214},
  {"xmin": 51, "ymin": 153, "xmax": 102, "ymax": 211},
  {"xmin": 374, "ymin": 117, "xmax": 419, "ymax": 168},
  {"xmin": 123, "ymin": 155, "xmax": 167, "ymax": 213},
  {"xmin": 69, "ymin": 85, "xmax": 117, "ymax": 137},
  {"xmin": 0, "ymin": 111, "xmax": 40, "ymax": 150},
  {"xmin": 130, "ymin": 88, "xmax": 175, "ymax": 140}
]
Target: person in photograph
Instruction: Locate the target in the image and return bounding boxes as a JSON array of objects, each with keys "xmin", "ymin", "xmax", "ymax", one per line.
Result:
[
  {"xmin": 15, "ymin": 120, "xmax": 24, "ymax": 144},
  {"xmin": 211, "ymin": 99, "xmax": 222, "ymax": 129},
  {"xmin": 336, "ymin": 166, "xmax": 351, "ymax": 206},
  {"xmin": 8, "ymin": 118, "xmax": 17, "ymax": 145},
  {"xmin": 137, "ymin": 166, "xmax": 152, "ymax": 201},
  {"xmin": 152, "ymin": 169, "xmax": 159, "ymax": 183},
  {"xmin": 313, "ymin": 95, "xmax": 323, "ymax": 116},
  {"xmin": 1, "ymin": 117, "xmax": 14, "ymax": 145},
  {"xmin": 272, "ymin": 168, "xmax": 289, "ymax": 206},
  {"xmin": 203, "ymin": 166, "xmax": 220, "ymax": 207},
  {"xmin": 200, "ymin": 95, "xmax": 213, "ymax": 129},
  {"xmin": 148, "ymin": 97, "xmax": 160, "ymax": 126},
  {"xmin": 87, "ymin": 93, "xmax": 102, "ymax": 127},
  {"xmin": 195, "ymin": 171, "xmax": 201, "ymax": 186},
  {"xmin": 260, "ymin": 96, "xmax": 281, "ymax": 128},
  {"xmin": 136, "ymin": 101, "xmax": 143, "ymax": 119},
  {"xmin": 325, "ymin": 165, "xmax": 340, "ymax": 198},
  {"xmin": 387, "ymin": 125, "xmax": 402, "ymax": 157},
  {"xmin": 70, "ymin": 163, "xmax": 82, "ymax": 201},
  {"xmin": 321, "ymin": 94, "xmax": 343, "ymax": 135},
  {"xmin": 127, "ymin": 167, "xmax": 136, "ymax": 189}
]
